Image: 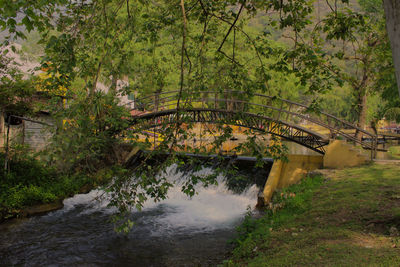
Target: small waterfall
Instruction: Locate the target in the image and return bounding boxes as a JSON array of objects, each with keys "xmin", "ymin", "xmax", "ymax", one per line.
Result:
[
  {"xmin": 0, "ymin": 164, "xmax": 261, "ymax": 266},
  {"xmin": 62, "ymin": 164, "xmax": 258, "ymax": 234}
]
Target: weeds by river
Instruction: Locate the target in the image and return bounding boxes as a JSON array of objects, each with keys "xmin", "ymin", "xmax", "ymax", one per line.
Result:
[{"xmin": 0, "ymin": 152, "xmax": 111, "ymax": 222}]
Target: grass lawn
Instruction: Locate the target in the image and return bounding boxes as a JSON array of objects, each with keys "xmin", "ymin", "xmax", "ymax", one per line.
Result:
[
  {"xmin": 225, "ymin": 163, "xmax": 400, "ymax": 266},
  {"xmin": 388, "ymin": 146, "xmax": 400, "ymax": 159}
]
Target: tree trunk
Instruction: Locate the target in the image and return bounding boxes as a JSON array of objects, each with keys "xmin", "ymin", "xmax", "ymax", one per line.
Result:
[
  {"xmin": 383, "ymin": 0, "xmax": 400, "ymax": 97},
  {"xmin": 4, "ymin": 116, "xmax": 10, "ymax": 173},
  {"xmin": 154, "ymin": 89, "xmax": 161, "ymax": 112},
  {"xmin": 0, "ymin": 111, "xmax": 3, "ymax": 148},
  {"xmin": 356, "ymin": 93, "xmax": 368, "ymax": 141},
  {"xmin": 109, "ymin": 75, "xmax": 118, "ymax": 96}
]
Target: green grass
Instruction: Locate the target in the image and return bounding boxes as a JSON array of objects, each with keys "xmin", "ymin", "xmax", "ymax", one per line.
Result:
[
  {"xmin": 0, "ymin": 153, "xmax": 114, "ymax": 221},
  {"xmin": 224, "ymin": 164, "xmax": 400, "ymax": 266},
  {"xmin": 388, "ymin": 146, "xmax": 400, "ymax": 159}
]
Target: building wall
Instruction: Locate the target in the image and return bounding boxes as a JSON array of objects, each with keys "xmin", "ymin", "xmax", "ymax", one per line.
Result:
[
  {"xmin": 0, "ymin": 113, "xmax": 53, "ymax": 151},
  {"xmin": 24, "ymin": 115, "xmax": 53, "ymax": 151},
  {"xmin": 0, "ymin": 121, "xmax": 24, "ymax": 150}
]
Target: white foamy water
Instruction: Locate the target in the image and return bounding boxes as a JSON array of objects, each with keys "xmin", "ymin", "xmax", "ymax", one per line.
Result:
[
  {"xmin": 60, "ymin": 164, "xmax": 258, "ymax": 233},
  {"xmin": 147, "ymin": 184, "xmax": 258, "ymax": 235},
  {"xmin": 0, "ymin": 164, "xmax": 262, "ymax": 266}
]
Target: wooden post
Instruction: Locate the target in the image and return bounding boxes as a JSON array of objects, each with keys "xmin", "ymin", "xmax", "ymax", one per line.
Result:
[
  {"xmin": 155, "ymin": 94, "xmax": 159, "ymax": 112},
  {"xmin": 22, "ymin": 120, "xmax": 25, "ymax": 145},
  {"xmin": 285, "ymin": 103, "xmax": 292, "ymax": 121},
  {"xmin": 370, "ymin": 142, "xmax": 373, "ymax": 161},
  {"xmin": 0, "ymin": 111, "xmax": 3, "ymax": 149},
  {"xmin": 370, "ymin": 135, "xmax": 377, "ymax": 160},
  {"xmin": 4, "ymin": 115, "xmax": 10, "ymax": 173},
  {"xmin": 153, "ymin": 130, "xmax": 156, "ymax": 150},
  {"xmin": 275, "ymin": 101, "xmax": 284, "ymax": 121}
]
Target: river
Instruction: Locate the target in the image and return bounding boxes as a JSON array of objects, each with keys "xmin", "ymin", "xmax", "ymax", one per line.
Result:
[
  {"xmin": 1, "ymin": 140, "xmax": 395, "ymax": 266},
  {"xmin": 0, "ymin": 165, "xmax": 261, "ymax": 266}
]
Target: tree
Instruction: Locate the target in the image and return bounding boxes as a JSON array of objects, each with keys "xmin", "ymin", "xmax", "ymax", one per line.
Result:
[
  {"xmin": 317, "ymin": 0, "xmax": 391, "ymax": 137},
  {"xmin": 383, "ymin": 0, "xmax": 400, "ymax": 98},
  {"xmin": 0, "ymin": 50, "xmax": 33, "ymax": 117},
  {"xmin": 1, "ymin": 0, "xmax": 397, "ymax": 231}
]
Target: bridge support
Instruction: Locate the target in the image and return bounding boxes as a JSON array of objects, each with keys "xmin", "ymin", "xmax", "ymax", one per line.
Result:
[
  {"xmin": 259, "ymin": 140, "xmax": 372, "ymax": 206},
  {"xmin": 259, "ymin": 155, "xmax": 323, "ymax": 206},
  {"xmin": 323, "ymin": 140, "xmax": 370, "ymax": 169}
]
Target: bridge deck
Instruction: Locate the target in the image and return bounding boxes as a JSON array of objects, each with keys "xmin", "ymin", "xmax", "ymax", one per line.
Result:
[{"xmin": 128, "ymin": 90, "xmax": 378, "ymax": 158}]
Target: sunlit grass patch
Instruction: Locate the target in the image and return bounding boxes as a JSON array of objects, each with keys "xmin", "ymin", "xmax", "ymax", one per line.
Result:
[
  {"xmin": 388, "ymin": 146, "xmax": 400, "ymax": 159},
  {"xmin": 224, "ymin": 163, "xmax": 400, "ymax": 266}
]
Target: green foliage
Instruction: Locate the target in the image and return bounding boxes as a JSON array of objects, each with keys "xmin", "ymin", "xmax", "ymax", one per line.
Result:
[
  {"xmin": 358, "ymin": 0, "xmax": 384, "ymax": 14},
  {"xmin": 1, "ymin": 144, "xmax": 55, "ymax": 184},
  {"xmin": 388, "ymin": 146, "xmax": 400, "ymax": 159},
  {"xmin": 0, "ymin": 150, "xmax": 92, "ymax": 220},
  {"xmin": 0, "ymin": 0, "xmax": 68, "ymax": 43},
  {"xmin": 0, "ymin": 51, "xmax": 34, "ymax": 115},
  {"xmin": 5, "ymin": 185, "xmax": 57, "ymax": 208},
  {"xmin": 1, "ymin": 0, "xmax": 398, "ymax": 230},
  {"xmin": 223, "ymin": 174, "xmax": 324, "ymax": 265},
  {"xmin": 45, "ymin": 91, "xmax": 130, "ymax": 173}
]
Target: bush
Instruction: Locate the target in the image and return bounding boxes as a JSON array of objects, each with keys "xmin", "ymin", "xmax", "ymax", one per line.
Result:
[
  {"xmin": 6, "ymin": 185, "xmax": 57, "ymax": 207},
  {"xmin": 0, "ymin": 149, "xmax": 57, "ymax": 186},
  {"xmin": 229, "ymin": 175, "xmax": 325, "ymax": 261},
  {"xmin": 0, "ymin": 145, "xmax": 120, "ymax": 222},
  {"xmin": 0, "ymin": 152, "xmax": 93, "ymax": 221}
]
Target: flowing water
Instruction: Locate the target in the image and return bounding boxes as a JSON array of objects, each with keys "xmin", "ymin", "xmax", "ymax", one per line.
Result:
[{"xmin": 0, "ymin": 165, "xmax": 261, "ymax": 267}]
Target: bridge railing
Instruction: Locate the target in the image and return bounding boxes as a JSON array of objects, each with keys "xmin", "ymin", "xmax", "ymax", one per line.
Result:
[{"xmin": 133, "ymin": 90, "xmax": 377, "ymax": 154}]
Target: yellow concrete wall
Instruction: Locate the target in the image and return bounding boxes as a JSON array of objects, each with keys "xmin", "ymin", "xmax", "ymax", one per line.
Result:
[
  {"xmin": 323, "ymin": 140, "xmax": 369, "ymax": 169},
  {"xmin": 262, "ymin": 155, "xmax": 323, "ymax": 204},
  {"xmin": 262, "ymin": 160, "xmax": 284, "ymax": 204}
]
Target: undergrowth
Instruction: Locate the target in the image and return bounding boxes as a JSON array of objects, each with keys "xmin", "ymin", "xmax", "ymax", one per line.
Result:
[
  {"xmin": 226, "ymin": 175, "xmax": 325, "ymax": 263},
  {"xmin": 0, "ymin": 152, "xmax": 113, "ymax": 221}
]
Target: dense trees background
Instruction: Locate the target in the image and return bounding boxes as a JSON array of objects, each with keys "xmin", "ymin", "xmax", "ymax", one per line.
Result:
[
  {"xmin": 383, "ymin": 0, "xmax": 400, "ymax": 98},
  {"xmin": 1, "ymin": 0, "xmax": 398, "ymax": 125}
]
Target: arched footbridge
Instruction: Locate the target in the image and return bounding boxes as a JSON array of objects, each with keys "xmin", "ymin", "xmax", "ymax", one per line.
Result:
[{"xmin": 127, "ymin": 90, "xmax": 378, "ymax": 157}]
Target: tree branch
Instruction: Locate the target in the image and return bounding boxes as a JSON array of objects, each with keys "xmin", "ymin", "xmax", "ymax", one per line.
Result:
[
  {"xmin": 217, "ymin": 4, "xmax": 244, "ymax": 53},
  {"xmin": 176, "ymin": 0, "xmax": 188, "ymax": 111},
  {"xmin": 126, "ymin": 0, "xmax": 130, "ymax": 18},
  {"xmin": 205, "ymin": 8, "xmax": 269, "ymax": 85},
  {"xmin": 185, "ymin": 48, "xmax": 192, "ymax": 76}
]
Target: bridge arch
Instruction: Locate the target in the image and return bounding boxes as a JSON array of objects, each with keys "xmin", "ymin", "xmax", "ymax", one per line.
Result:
[
  {"xmin": 130, "ymin": 108, "xmax": 329, "ymax": 154},
  {"xmin": 127, "ymin": 90, "xmax": 377, "ymax": 157}
]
